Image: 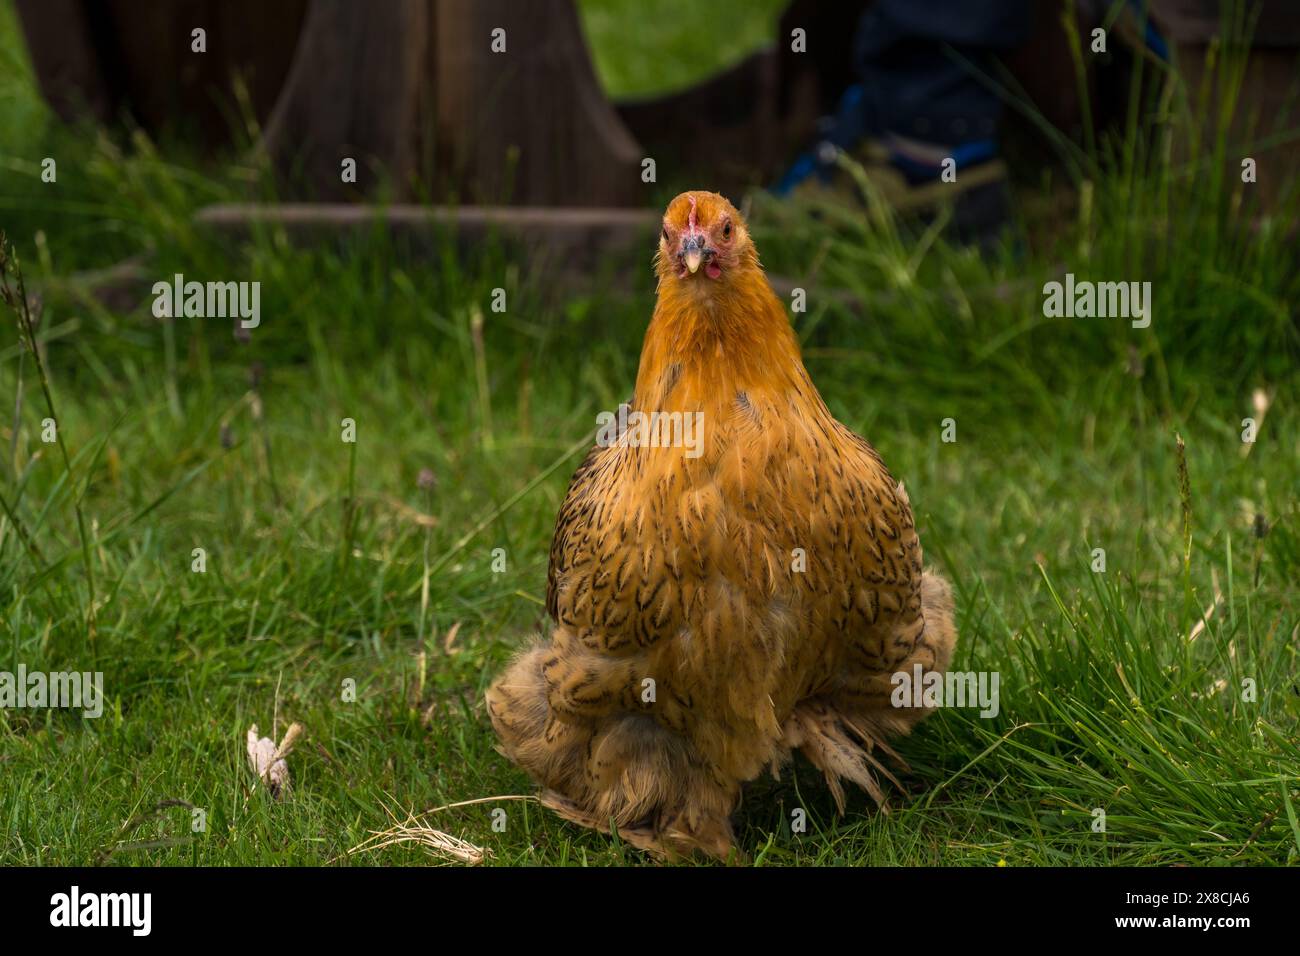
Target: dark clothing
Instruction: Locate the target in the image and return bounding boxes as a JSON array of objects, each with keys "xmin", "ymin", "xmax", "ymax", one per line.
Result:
[{"xmin": 850, "ymin": 0, "xmax": 1033, "ymax": 145}]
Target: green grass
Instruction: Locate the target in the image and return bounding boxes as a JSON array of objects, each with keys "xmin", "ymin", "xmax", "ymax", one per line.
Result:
[
  {"xmin": 577, "ymin": 0, "xmax": 786, "ymax": 98},
  {"xmin": 0, "ymin": 0, "xmax": 1298, "ymax": 866}
]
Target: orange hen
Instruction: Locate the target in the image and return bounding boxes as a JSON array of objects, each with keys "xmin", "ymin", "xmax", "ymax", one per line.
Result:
[{"xmin": 486, "ymin": 190, "xmax": 956, "ymax": 860}]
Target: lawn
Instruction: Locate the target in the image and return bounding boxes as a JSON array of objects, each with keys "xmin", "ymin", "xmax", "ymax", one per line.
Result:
[{"xmin": 0, "ymin": 0, "xmax": 1297, "ymax": 866}]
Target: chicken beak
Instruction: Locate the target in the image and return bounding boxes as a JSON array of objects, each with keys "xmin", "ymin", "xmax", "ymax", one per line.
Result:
[{"xmin": 684, "ymin": 249, "xmax": 702, "ymax": 274}]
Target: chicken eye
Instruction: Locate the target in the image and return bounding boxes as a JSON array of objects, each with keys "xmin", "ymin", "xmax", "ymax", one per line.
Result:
[
  {"xmin": 661, "ymin": 226, "xmax": 670, "ymax": 243},
  {"xmin": 722, "ymin": 220, "xmax": 732, "ymax": 239}
]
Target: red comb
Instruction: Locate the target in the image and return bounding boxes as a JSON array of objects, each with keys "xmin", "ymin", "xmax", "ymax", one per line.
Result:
[{"xmin": 687, "ymin": 195, "xmax": 698, "ymax": 232}]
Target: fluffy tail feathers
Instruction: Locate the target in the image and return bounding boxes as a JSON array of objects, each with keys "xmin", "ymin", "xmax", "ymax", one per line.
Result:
[{"xmin": 778, "ymin": 568, "xmax": 957, "ymax": 812}]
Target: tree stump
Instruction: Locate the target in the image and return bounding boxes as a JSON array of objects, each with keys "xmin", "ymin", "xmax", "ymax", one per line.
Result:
[
  {"xmin": 428, "ymin": 0, "xmax": 644, "ymax": 206},
  {"xmin": 18, "ymin": 0, "xmax": 647, "ymax": 205},
  {"xmin": 15, "ymin": 0, "xmax": 307, "ymax": 146},
  {"xmin": 257, "ymin": 0, "xmax": 436, "ymax": 201}
]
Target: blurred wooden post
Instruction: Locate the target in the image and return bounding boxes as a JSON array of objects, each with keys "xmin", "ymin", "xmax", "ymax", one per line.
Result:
[
  {"xmin": 17, "ymin": 0, "xmax": 646, "ymax": 205},
  {"xmin": 260, "ymin": 0, "xmax": 646, "ymax": 204},
  {"xmin": 258, "ymin": 0, "xmax": 435, "ymax": 200},
  {"xmin": 1150, "ymin": 0, "xmax": 1300, "ymax": 210},
  {"xmin": 12, "ymin": 0, "xmax": 114, "ymax": 124},
  {"xmin": 15, "ymin": 0, "xmax": 307, "ymax": 146},
  {"xmin": 429, "ymin": 0, "xmax": 643, "ymax": 206}
]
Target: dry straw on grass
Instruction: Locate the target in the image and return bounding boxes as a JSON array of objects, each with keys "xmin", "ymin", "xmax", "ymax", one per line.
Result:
[{"xmin": 344, "ymin": 795, "xmax": 537, "ymax": 865}]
